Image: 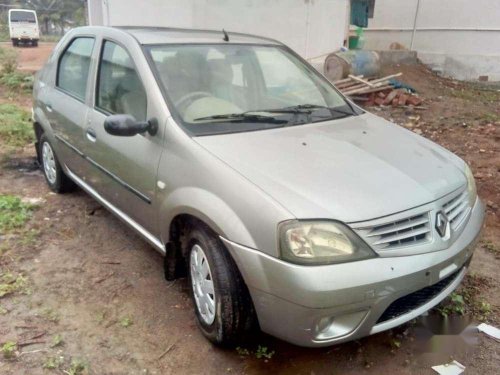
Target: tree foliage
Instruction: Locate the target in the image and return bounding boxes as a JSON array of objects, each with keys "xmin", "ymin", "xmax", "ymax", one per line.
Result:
[{"xmin": 1, "ymin": 0, "xmax": 86, "ymax": 35}]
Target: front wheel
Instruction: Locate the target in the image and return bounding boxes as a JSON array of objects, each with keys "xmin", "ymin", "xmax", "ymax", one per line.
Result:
[
  {"xmin": 40, "ymin": 134, "xmax": 75, "ymax": 193},
  {"xmin": 186, "ymin": 223, "xmax": 254, "ymax": 345}
]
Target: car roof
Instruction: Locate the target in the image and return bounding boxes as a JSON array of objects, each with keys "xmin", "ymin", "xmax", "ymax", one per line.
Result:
[{"xmin": 76, "ymin": 26, "xmax": 282, "ymax": 46}]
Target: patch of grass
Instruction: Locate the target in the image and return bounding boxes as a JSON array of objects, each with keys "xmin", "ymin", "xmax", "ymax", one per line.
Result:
[
  {"xmin": 119, "ymin": 316, "xmax": 133, "ymax": 328},
  {"xmin": 480, "ymin": 112, "xmax": 500, "ymax": 124},
  {"xmin": 0, "ymin": 104, "xmax": 34, "ymax": 147},
  {"xmin": 0, "ymin": 194, "xmax": 36, "ymax": 232},
  {"xmin": 0, "ymin": 70, "xmax": 34, "ymax": 92},
  {"xmin": 1, "ymin": 341, "xmax": 17, "ymax": 359},
  {"xmin": 41, "ymin": 307, "xmax": 60, "ymax": 323},
  {"xmin": 0, "ymin": 305, "xmax": 7, "ymax": 315},
  {"xmin": 0, "ymin": 46, "xmax": 17, "ymax": 74},
  {"xmin": 66, "ymin": 358, "xmax": 88, "ymax": 375},
  {"xmin": 0, "ymin": 271, "xmax": 28, "ymax": 298},
  {"xmin": 390, "ymin": 338, "xmax": 401, "ymax": 349},
  {"xmin": 255, "ymin": 345, "xmax": 275, "ymax": 360},
  {"xmin": 20, "ymin": 228, "xmax": 40, "ymax": 246},
  {"xmin": 435, "ymin": 273, "xmax": 493, "ymax": 321},
  {"xmin": 451, "ymin": 87, "xmax": 500, "ymax": 103},
  {"xmin": 483, "ymin": 241, "xmax": 500, "ymax": 258},
  {"xmin": 236, "ymin": 346, "xmax": 250, "ymax": 356},
  {"xmin": 43, "ymin": 355, "xmax": 64, "ymax": 370},
  {"xmin": 51, "ymin": 334, "xmax": 64, "ymax": 348},
  {"xmin": 437, "ymin": 292, "xmax": 466, "ymax": 316},
  {"xmin": 95, "ymin": 310, "xmax": 106, "ymax": 324}
]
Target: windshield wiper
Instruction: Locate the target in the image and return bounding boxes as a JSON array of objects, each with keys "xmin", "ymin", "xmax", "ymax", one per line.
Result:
[
  {"xmin": 251, "ymin": 104, "xmax": 356, "ymax": 117},
  {"xmin": 193, "ymin": 113, "xmax": 286, "ymax": 124}
]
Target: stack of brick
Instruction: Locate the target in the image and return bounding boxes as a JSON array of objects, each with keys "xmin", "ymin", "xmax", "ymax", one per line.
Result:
[{"xmin": 334, "ymin": 73, "xmax": 424, "ymax": 108}]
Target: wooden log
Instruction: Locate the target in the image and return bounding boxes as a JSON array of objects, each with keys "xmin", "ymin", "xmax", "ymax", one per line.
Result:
[
  {"xmin": 368, "ymin": 73, "xmax": 402, "ymax": 84},
  {"xmin": 341, "ymin": 81, "xmax": 391, "ymax": 95},
  {"xmin": 343, "ymin": 84, "xmax": 393, "ymax": 96},
  {"xmin": 348, "ymin": 74, "xmax": 375, "ymax": 87},
  {"xmin": 333, "ymin": 75, "xmax": 364, "ymax": 84}
]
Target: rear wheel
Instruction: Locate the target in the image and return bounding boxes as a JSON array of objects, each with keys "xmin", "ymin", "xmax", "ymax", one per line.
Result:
[
  {"xmin": 40, "ymin": 134, "xmax": 75, "ymax": 193},
  {"xmin": 186, "ymin": 223, "xmax": 254, "ymax": 345},
  {"xmin": 11, "ymin": 39, "xmax": 17, "ymax": 47},
  {"xmin": 32, "ymin": 40, "xmax": 38, "ymax": 47}
]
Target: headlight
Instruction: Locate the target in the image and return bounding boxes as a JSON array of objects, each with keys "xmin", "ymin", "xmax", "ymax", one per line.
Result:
[
  {"xmin": 464, "ymin": 164, "xmax": 477, "ymax": 206},
  {"xmin": 278, "ymin": 220, "xmax": 376, "ymax": 265}
]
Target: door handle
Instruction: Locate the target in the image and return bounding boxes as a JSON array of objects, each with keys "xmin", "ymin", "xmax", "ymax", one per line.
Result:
[
  {"xmin": 45, "ymin": 103, "xmax": 53, "ymax": 112},
  {"xmin": 86, "ymin": 128, "xmax": 97, "ymax": 143}
]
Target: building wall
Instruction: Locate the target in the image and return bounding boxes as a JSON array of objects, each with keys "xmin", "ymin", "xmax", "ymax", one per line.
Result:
[
  {"xmin": 88, "ymin": 0, "xmax": 350, "ymax": 60},
  {"xmin": 363, "ymin": 0, "xmax": 500, "ymax": 81}
]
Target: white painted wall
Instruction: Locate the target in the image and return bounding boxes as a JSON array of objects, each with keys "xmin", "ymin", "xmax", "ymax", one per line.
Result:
[
  {"xmin": 88, "ymin": 0, "xmax": 350, "ymax": 60},
  {"xmin": 363, "ymin": 0, "xmax": 500, "ymax": 81}
]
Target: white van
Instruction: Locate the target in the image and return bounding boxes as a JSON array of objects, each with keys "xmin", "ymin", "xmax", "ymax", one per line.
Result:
[{"xmin": 8, "ymin": 9, "xmax": 39, "ymax": 47}]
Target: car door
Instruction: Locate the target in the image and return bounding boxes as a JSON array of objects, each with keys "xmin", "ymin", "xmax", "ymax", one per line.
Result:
[
  {"xmin": 46, "ymin": 36, "xmax": 95, "ymax": 177},
  {"xmin": 83, "ymin": 38, "xmax": 164, "ymax": 236}
]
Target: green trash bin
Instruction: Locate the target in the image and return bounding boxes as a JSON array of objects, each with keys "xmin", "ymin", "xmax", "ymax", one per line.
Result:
[{"xmin": 349, "ymin": 36, "xmax": 360, "ymax": 49}]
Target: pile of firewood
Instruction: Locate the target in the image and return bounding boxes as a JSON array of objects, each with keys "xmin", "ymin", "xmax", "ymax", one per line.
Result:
[{"xmin": 334, "ymin": 73, "xmax": 424, "ymax": 107}]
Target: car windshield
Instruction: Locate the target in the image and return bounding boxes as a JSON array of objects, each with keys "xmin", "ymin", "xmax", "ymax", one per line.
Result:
[{"xmin": 146, "ymin": 44, "xmax": 357, "ymax": 136}]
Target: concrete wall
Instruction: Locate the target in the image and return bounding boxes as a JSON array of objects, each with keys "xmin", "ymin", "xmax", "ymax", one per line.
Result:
[
  {"xmin": 88, "ymin": 0, "xmax": 350, "ymax": 60},
  {"xmin": 363, "ymin": 0, "xmax": 500, "ymax": 81}
]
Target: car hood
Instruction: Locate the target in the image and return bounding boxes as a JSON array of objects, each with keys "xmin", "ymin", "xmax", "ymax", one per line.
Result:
[{"xmin": 194, "ymin": 113, "xmax": 467, "ymax": 222}]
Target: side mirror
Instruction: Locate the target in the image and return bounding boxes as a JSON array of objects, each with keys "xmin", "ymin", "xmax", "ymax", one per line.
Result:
[{"xmin": 104, "ymin": 114, "xmax": 158, "ymax": 137}]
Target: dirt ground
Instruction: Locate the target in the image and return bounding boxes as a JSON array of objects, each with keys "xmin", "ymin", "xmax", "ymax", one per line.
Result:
[
  {"xmin": 0, "ymin": 42, "xmax": 55, "ymax": 72},
  {"xmin": 0, "ymin": 52, "xmax": 499, "ymax": 374}
]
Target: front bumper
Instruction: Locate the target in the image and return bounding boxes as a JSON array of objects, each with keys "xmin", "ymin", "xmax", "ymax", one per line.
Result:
[{"xmin": 222, "ymin": 198, "xmax": 485, "ymax": 347}]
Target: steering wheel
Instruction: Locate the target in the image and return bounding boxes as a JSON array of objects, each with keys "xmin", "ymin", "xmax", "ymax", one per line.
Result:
[{"xmin": 175, "ymin": 91, "xmax": 213, "ymax": 112}]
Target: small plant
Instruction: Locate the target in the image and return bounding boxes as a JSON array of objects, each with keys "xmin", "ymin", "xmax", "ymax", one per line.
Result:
[
  {"xmin": 390, "ymin": 339, "xmax": 401, "ymax": 349},
  {"xmin": 41, "ymin": 307, "xmax": 60, "ymax": 323},
  {"xmin": 43, "ymin": 355, "xmax": 64, "ymax": 369},
  {"xmin": 255, "ymin": 345, "xmax": 275, "ymax": 360},
  {"xmin": 1, "ymin": 341, "xmax": 17, "ymax": 359},
  {"xmin": 0, "ymin": 195, "xmax": 36, "ymax": 232},
  {"xmin": 483, "ymin": 241, "xmax": 499, "ymax": 258},
  {"xmin": 51, "ymin": 334, "xmax": 64, "ymax": 348},
  {"xmin": 119, "ymin": 316, "xmax": 133, "ymax": 328},
  {"xmin": 0, "ymin": 272, "xmax": 28, "ymax": 298},
  {"xmin": 236, "ymin": 346, "xmax": 250, "ymax": 356},
  {"xmin": 437, "ymin": 292, "xmax": 466, "ymax": 316},
  {"xmin": 0, "ymin": 46, "xmax": 18, "ymax": 74},
  {"xmin": 66, "ymin": 358, "xmax": 88, "ymax": 375},
  {"xmin": 0, "ymin": 104, "xmax": 34, "ymax": 147},
  {"xmin": 20, "ymin": 228, "xmax": 41, "ymax": 246}
]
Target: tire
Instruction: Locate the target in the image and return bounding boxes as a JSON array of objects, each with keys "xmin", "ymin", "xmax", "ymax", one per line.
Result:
[
  {"xmin": 186, "ymin": 223, "xmax": 254, "ymax": 345},
  {"xmin": 32, "ymin": 40, "xmax": 38, "ymax": 47},
  {"xmin": 12, "ymin": 39, "xmax": 17, "ymax": 47},
  {"xmin": 39, "ymin": 134, "xmax": 75, "ymax": 193}
]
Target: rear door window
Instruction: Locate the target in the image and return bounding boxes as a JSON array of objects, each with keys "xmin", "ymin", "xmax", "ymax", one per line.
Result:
[{"xmin": 57, "ymin": 37, "xmax": 95, "ymax": 101}]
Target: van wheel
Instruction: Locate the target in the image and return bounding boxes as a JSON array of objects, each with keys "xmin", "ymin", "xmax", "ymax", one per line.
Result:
[
  {"xmin": 186, "ymin": 223, "xmax": 254, "ymax": 345},
  {"xmin": 11, "ymin": 39, "xmax": 17, "ymax": 47},
  {"xmin": 40, "ymin": 134, "xmax": 75, "ymax": 193},
  {"xmin": 32, "ymin": 40, "xmax": 38, "ymax": 47}
]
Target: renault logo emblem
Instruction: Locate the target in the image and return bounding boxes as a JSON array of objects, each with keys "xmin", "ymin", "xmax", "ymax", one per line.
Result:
[{"xmin": 435, "ymin": 211, "xmax": 450, "ymax": 238}]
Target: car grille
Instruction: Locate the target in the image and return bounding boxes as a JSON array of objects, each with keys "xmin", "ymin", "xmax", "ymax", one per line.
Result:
[
  {"xmin": 376, "ymin": 268, "xmax": 461, "ymax": 324},
  {"xmin": 356, "ymin": 213, "xmax": 432, "ymax": 251},
  {"xmin": 442, "ymin": 190, "xmax": 470, "ymax": 230},
  {"xmin": 353, "ymin": 188, "xmax": 472, "ymax": 253}
]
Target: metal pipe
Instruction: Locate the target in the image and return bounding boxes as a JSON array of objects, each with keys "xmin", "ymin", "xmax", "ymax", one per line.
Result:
[{"xmin": 410, "ymin": 0, "xmax": 421, "ymax": 50}]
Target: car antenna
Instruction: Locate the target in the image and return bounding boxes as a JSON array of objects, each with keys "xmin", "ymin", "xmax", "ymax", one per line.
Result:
[{"xmin": 222, "ymin": 29, "xmax": 229, "ymax": 42}]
